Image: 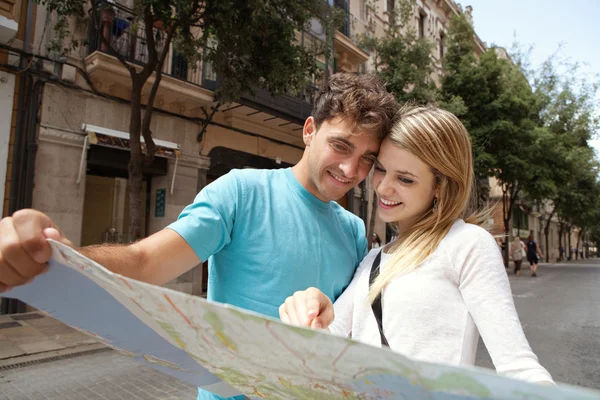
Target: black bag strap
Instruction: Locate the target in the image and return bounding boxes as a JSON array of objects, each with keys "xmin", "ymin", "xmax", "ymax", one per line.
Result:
[{"xmin": 369, "ymin": 250, "xmax": 389, "ymax": 347}]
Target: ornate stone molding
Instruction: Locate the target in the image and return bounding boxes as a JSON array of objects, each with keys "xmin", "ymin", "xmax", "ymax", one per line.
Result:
[
  {"xmin": 38, "ymin": 126, "xmax": 86, "ymax": 149},
  {"xmin": 178, "ymin": 153, "xmax": 210, "ymax": 170}
]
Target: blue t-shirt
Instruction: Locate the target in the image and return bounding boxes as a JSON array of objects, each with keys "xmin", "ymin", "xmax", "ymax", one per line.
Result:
[{"xmin": 168, "ymin": 168, "xmax": 367, "ymax": 400}]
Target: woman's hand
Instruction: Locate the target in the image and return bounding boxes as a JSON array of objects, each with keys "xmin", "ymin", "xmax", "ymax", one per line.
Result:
[{"xmin": 279, "ymin": 287, "xmax": 334, "ymax": 330}]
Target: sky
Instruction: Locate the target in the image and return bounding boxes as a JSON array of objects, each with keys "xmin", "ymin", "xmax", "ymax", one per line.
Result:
[{"xmin": 463, "ymin": 0, "xmax": 600, "ymax": 155}]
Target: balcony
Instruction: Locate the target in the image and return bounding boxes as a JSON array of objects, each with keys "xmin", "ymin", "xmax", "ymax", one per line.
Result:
[
  {"xmin": 0, "ymin": 0, "xmax": 19, "ymax": 43},
  {"xmin": 84, "ymin": 2, "xmax": 214, "ymax": 116},
  {"xmin": 84, "ymin": 1, "xmax": 316, "ymax": 130},
  {"xmin": 333, "ymin": 0, "xmax": 370, "ymax": 72},
  {"xmin": 239, "ymin": 85, "xmax": 316, "ymax": 126}
]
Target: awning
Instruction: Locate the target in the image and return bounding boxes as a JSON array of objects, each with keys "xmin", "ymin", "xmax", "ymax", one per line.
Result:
[
  {"xmin": 78, "ymin": 124, "xmax": 181, "ymax": 194},
  {"xmin": 81, "ymin": 124, "xmax": 180, "ymax": 158}
]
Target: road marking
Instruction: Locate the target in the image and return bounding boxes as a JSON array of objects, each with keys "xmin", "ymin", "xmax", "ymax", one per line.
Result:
[{"xmin": 513, "ymin": 292, "xmax": 534, "ymax": 298}]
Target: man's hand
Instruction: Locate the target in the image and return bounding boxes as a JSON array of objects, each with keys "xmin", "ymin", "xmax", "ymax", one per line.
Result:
[
  {"xmin": 0, "ymin": 209, "xmax": 73, "ymax": 293},
  {"xmin": 279, "ymin": 287, "xmax": 334, "ymax": 330}
]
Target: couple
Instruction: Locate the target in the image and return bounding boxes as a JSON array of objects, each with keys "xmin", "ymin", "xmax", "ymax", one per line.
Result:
[{"xmin": 0, "ymin": 73, "xmax": 553, "ymax": 399}]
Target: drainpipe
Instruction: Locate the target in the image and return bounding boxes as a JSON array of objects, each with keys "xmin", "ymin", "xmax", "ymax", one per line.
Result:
[
  {"xmin": 23, "ymin": 79, "xmax": 45, "ymax": 208},
  {"xmin": 2, "ymin": 0, "xmax": 35, "ymax": 315},
  {"xmin": 8, "ymin": 73, "xmax": 30, "ymax": 214},
  {"xmin": 8, "ymin": 0, "xmax": 34, "ymax": 215}
]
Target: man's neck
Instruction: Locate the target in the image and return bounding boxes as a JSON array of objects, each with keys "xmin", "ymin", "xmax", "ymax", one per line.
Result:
[{"xmin": 291, "ymin": 162, "xmax": 327, "ymax": 202}]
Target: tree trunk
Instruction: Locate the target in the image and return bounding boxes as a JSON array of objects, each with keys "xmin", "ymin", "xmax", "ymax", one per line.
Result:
[
  {"xmin": 544, "ymin": 225, "xmax": 550, "ymax": 263},
  {"xmin": 558, "ymin": 223, "xmax": 564, "ymax": 260},
  {"xmin": 501, "ymin": 186, "xmax": 515, "ymax": 268},
  {"xmin": 568, "ymin": 226, "xmax": 573, "ymax": 260},
  {"xmin": 576, "ymin": 230, "xmax": 582, "ymax": 260},
  {"xmin": 128, "ymin": 79, "xmax": 145, "ymax": 242},
  {"xmin": 544, "ymin": 209, "xmax": 555, "ymax": 263},
  {"xmin": 367, "ymin": 187, "xmax": 378, "ymax": 249}
]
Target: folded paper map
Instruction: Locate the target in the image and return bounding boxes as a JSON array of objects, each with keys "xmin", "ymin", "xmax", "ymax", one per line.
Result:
[{"xmin": 6, "ymin": 240, "xmax": 600, "ymax": 399}]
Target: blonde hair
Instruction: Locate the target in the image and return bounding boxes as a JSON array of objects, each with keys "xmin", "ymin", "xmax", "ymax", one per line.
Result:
[{"xmin": 369, "ymin": 105, "xmax": 484, "ymax": 302}]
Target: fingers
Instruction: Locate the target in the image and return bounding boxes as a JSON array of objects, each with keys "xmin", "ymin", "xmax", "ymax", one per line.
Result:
[
  {"xmin": 0, "ymin": 218, "xmax": 47, "ymax": 289},
  {"xmin": 43, "ymin": 227, "xmax": 73, "ymax": 247},
  {"xmin": 12, "ymin": 210, "xmax": 56, "ymax": 263},
  {"xmin": 306, "ymin": 287, "xmax": 334, "ymax": 328},
  {"xmin": 283, "ymin": 295, "xmax": 301, "ymax": 326},
  {"xmin": 279, "ymin": 304, "xmax": 290, "ymax": 324},
  {"xmin": 305, "ymin": 287, "xmax": 323, "ymax": 320},
  {"xmin": 280, "ymin": 292, "xmax": 310, "ymax": 327},
  {"xmin": 293, "ymin": 291, "xmax": 311, "ymax": 326},
  {"xmin": 0, "ymin": 210, "xmax": 59, "ymax": 291},
  {"xmin": 279, "ymin": 288, "xmax": 334, "ymax": 329}
]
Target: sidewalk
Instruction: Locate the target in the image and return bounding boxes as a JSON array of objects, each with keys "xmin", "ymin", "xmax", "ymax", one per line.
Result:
[
  {"xmin": 0, "ymin": 311, "xmax": 104, "ymax": 367},
  {"xmin": 508, "ymin": 257, "xmax": 600, "ymax": 269}
]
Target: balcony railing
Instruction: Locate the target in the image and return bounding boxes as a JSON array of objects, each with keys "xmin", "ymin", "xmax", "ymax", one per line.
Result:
[
  {"xmin": 87, "ymin": 1, "xmax": 216, "ymax": 89},
  {"xmin": 86, "ymin": 1, "xmax": 317, "ymax": 120},
  {"xmin": 335, "ymin": 0, "xmax": 351, "ymax": 37},
  {"xmin": 334, "ymin": 0, "xmax": 373, "ymax": 43}
]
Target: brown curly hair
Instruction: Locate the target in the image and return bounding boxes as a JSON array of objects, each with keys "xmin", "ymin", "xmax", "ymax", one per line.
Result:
[{"xmin": 312, "ymin": 73, "xmax": 398, "ymax": 139}]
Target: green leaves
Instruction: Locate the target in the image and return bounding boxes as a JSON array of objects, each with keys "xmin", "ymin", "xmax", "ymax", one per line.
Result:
[{"xmin": 361, "ymin": 0, "xmax": 436, "ymax": 104}]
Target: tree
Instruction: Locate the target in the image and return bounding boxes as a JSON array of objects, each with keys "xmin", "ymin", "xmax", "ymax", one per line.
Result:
[
  {"xmin": 38, "ymin": 0, "xmax": 338, "ymax": 240},
  {"xmin": 359, "ymin": 0, "xmax": 436, "ymax": 105},
  {"xmin": 439, "ymin": 14, "xmax": 497, "ymax": 205},
  {"xmin": 529, "ymin": 55, "xmax": 600, "ymax": 260},
  {"xmin": 440, "ymin": 15, "xmax": 544, "ymax": 265}
]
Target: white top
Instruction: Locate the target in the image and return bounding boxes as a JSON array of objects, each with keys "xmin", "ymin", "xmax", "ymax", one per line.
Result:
[
  {"xmin": 329, "ymin": 219, "xmax": 553, "ymax": 384},
  {"xmin": 511, "ymin": 240, "xmax": 525, "ymax": 261}
]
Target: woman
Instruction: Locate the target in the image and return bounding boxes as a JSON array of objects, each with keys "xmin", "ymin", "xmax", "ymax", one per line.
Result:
[
  {"xmin": 527, "ymin": 234, "xmax": 544, "ymax": 277},
  {"xmin": 279, "ymin": 106, "xmax": 553, "ymax": 384},
  {"xmin": 511, "ymin": 235, "xmax": 526, "ymax": 276}
]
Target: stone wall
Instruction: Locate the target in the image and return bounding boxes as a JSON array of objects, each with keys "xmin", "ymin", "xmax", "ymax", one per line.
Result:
[{"xmin": 35, "ymin": 83, "xmax": 206, "ymax": 246}]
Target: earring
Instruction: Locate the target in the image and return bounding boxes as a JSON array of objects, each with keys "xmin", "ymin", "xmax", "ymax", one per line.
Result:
[{"xmin": 432, "ymin": 198, "xmax": 438, "ymax": 211}]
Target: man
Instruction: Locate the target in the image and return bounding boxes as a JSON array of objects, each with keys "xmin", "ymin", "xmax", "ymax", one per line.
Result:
[{"xmin": 0, "ymin": 73, "xmax": 397, "ymax": 399}]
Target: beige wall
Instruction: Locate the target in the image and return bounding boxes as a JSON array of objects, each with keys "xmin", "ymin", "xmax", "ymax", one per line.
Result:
[
  {"xmin": 33, "ymin": 126, "xmax": 87, "ymax": 246},
  {"xmin": 147, "ymin": 156, "xmax": 209, "ymax": 235},
  {"xmin": 35, "ymin": 83, "xmax": 206, "ymax": 246},
  {"xmin": 201, "ymin": 119, "xmax": 304, "ymax": 166}
]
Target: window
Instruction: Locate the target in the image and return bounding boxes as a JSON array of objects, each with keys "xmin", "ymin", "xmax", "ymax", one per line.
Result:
[
  {"xmin": 360, "ymin": 0, "xmax": 367, "ymax": 21},
  {"xmin": 439, "ymin": 31, "xmax": 446, "ymax": 59},
  {"xmin": 418, "ymin": 10, "xmax": 427, "ymax": 38},
  {"xmin": 334, "ymin": 0, "xmax": 350, "ymax": 37},
  {"xmin": 171, "ymin": 52, "xmax": 188, "ymax": 81},
  {"xmin": 387, "ymin": 0, "xmax": 395, "ymax": 13}
]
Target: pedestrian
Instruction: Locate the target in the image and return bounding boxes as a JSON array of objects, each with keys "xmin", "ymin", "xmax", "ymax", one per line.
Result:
[
  {"xmin": 559, "ymin": 245, "xmax": 565, "ymax": 261},
  {"xmin": 527, "ymin": 234, "xmax": 544, "ymax": 277},
  {"xmin": 280, "ymin": 105, "xmax": 554, "ymax": 385},
  {"xmin": 0, "ymin": 73, "xmax": 398, "ymax": 400},
  {"xmin": 511, "ymin": 235, "xmax": 526, "ymax": 276},
  {"xmin": 371, "ymin": 233, "xmax": 382, "ymax": 249}
]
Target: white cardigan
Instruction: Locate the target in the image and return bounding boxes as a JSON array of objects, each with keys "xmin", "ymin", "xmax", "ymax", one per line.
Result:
[{"xmin": 329, "ymin": 219, "xmax": 553, "ymax": 384}]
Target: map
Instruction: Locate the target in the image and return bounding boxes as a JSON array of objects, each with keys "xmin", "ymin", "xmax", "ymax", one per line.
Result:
[{"xmin": 6, "ymin": 240, "xmax": 600, "ymax": 400}]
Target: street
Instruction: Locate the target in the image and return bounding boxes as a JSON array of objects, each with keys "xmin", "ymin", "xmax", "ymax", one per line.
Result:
[
  {"xmin": 476, "ymin": 259, "xmax": 600, "ymax": 389},
  {"xmin": 1, "ymin": 260, "xmax": 600, "ymax": 399}
]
